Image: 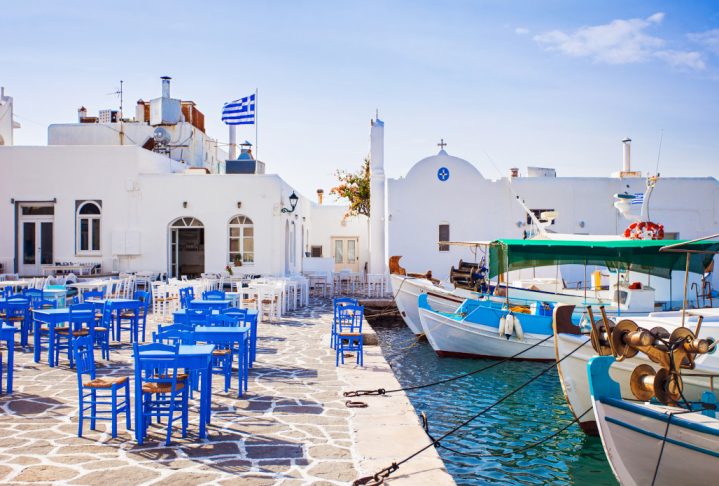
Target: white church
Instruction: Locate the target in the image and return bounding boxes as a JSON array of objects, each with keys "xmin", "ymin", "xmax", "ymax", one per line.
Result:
[{"xmin": 1, "ymin": 77, "xmax": 718, "ymax": 285}]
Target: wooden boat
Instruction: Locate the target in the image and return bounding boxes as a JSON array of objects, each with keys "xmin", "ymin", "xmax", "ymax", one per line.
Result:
[{"xmin": 589, "ymin": 355, "xmax": 719, "ymax": 485}]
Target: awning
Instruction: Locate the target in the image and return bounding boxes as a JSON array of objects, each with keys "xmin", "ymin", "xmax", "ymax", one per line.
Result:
[{"xmin": 488, "ymin": 239, "xmax": 719, "ymax": 279}]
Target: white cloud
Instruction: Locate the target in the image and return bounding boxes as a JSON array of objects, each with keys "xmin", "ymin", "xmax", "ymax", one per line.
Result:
[
  {"xmin": 647, "ymin": 12, "xmax": 665, "ymax": 24},
  {"xmin": 533, "ymin": 13, "xmax": 666, "ymax": 64},
  {"xmin": 514, "ymin": 27, "xmax": 530, "ymax": 35},
  {"xmin": 655, "ymin": 50, "xmax": 706, "ymax": 70},
  {"xmin": 688, "ymin": 28, "xmax": 719, "ymax": 55}
]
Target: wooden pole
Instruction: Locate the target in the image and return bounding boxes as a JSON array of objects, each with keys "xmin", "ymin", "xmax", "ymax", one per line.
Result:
[{"xmin": 682, "ymin": 252, "xmax": 691, "ymax": 327}]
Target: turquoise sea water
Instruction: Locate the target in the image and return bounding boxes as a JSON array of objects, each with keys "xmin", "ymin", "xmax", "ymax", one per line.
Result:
[{"xmin": 370, "ymin": 319, "xmax": 618, "ymax": 486}]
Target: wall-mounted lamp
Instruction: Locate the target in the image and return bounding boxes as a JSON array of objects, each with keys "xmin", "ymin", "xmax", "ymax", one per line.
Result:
[
  {"xmin": 280, "ymin": 191, "xmax": 299, "ymax": 213},
  {"xmin": 516, "ymin": 221, "xmax": 524, "ymax": 228},
  {"xmin": 182, "ymin": 201, "xmax": 188, "ymax": 208},
  {"xmin": 578, "ymin": 221, "xmax": 586, "ymax": 228},
  {"xmin": 237, "ymin": 201, "xmax": 242, "ymax": 209},
  {"xmin": 10, "ymin": 198, "xmax": 15, "ymax": 204}
]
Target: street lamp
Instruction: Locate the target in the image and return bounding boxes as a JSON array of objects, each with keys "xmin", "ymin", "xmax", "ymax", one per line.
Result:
[{"xmin": 281, "ymin": 191, "xmax": 299, "ymax": 213}]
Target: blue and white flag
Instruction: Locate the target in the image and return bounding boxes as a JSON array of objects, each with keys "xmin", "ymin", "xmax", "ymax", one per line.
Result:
[
  {"xmin": 222, "ymin": 94, "xmax": 255, "ymax": 125},
  {"xmin": 631, "ymin": 193, "xmax": 644, "ymax": 205}
]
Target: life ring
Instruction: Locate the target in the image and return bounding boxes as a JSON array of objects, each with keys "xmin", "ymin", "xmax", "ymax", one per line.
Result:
[{"xmin": 624, "ymin": 221, "xmax": 664, "ymax": 240}]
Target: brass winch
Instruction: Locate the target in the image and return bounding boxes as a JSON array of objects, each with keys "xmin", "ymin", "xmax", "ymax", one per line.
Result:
[{"xmin": 586, "ymin": 306, "xmax": 710, "ymax": 405}]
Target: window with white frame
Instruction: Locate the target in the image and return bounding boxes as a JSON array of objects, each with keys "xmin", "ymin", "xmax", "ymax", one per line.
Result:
[
  {"xmin": 76, "ymin": 201, "xmax": 101, "ymax": 253},
  {"xmin": 228, "ymin": 215, "xmax": 254, "ymax": 264}
]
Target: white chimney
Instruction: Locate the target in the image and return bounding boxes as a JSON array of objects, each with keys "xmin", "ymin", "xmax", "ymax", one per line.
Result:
[
  {"xmin": 135, "ymin": 101, "xmax": 145, "ymax": 123},
  {"xmin": 161, "ymin": 76, "xmax": 171, "ymax": 98},
  {"xmin": 77, "ymin": 106, "xmax": 87, "ymax": 122},
  {"xmin": 622, "ymin": 137, "xmax": 631, "ymax": 172}
]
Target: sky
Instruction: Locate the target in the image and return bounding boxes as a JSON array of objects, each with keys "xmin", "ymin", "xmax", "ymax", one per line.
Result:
[{"xmin": 3, "ymin": 1, "xmax": 719, "ymax": 201}]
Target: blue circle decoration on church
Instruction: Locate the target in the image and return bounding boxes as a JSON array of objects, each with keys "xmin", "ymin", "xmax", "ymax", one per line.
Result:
[{"xmin": 437, "ymin": 167, "xmax": 450, "ymax": 181}]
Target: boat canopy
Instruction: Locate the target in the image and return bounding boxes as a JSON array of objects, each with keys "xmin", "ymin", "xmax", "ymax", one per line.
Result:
[{"xmin": 488, "ymin": 239, "xmax": 719, "ymax": 279}]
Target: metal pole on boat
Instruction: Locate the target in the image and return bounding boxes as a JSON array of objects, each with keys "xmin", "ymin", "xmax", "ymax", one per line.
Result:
[
  {"xmin": 682, "ymin": 252, "xmax": 691, "ymax": 327},
  {"xmin": 505, "ymin": 246, "xmax": 510, "ymax": 308},
  {"xmin": 583, "ymin": 259, "xmax": 587, "ymax": 305},
  {"xmin": 616, "ymin": 270, "xmax": 621, "ymax": 317}
]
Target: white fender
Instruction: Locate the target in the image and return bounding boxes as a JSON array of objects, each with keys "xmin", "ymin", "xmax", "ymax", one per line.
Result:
[
  {"xmin": 504, "ymin": 313, "xmax": 515, "ymax": 339},
  {"xmin": 498, "ymin": 316, "xmax": 506, "ymax": 337},
  {"xmin": 513, "ymin": 317, "xmax": 524, "ymax": 341}
]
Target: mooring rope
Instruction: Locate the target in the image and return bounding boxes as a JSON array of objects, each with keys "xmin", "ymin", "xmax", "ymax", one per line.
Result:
[
  {"xmin": 352, "ymin": 338, "xmax": 591, "ymax": 486},
  {"xmin": 423, "ymin": 407, "xmax": 592, "ymax": 458},
  {"xmin": 343, "ymin": 334, "xmax": 555, "ymax": 399}
]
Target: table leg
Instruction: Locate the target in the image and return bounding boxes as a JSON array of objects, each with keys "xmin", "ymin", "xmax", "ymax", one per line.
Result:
[
  {"xmin": 33, "ymin": 319, "xmax": 41, "ymax": 363},
  {"xmin": 250, "ymin": 319, "xmax": 257, "ymax": 366},
  {"xmin": 48, "ymin": 326, "xmax": 56, "ymax": 367},
  {"xmin": 7, "ymin": 337, "xmax": 14, "ymax": 393},
  {"xmin": 199, "ymin": 364, "xmax": 211, "ymax": 438}
]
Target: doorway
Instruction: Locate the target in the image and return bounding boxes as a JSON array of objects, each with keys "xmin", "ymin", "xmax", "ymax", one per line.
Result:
[
  {"xmin": 18, "ymin": 204, "xmax": 54, "ymax": 276},
  {"xmin": 331, "ymin": 237, "xmax": 359, "ymax": 272},
  {"xmin": 169, "ymin": 217, "xmax": 205, "ymax": 279}
]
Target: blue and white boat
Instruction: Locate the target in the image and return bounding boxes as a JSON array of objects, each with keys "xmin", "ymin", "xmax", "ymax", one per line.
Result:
[
  {"xmin": 417, "ymin": 293, "xmax": 559, "ymax": 360},
  {"xmin": 589, "ymin": 356, "xmax": 719, "ymax": 486}
]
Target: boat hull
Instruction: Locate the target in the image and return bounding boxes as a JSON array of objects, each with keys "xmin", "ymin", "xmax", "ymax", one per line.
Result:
[
  {"xmin": 390, "ymin": 274, "xmax": 463, "ymax": 335},
  {"xmin": 589, "ymin": 357, "xmax": 719, "ymax": 486},
  {"xmin": 418, "ymin": 296, "xmax": 555, "ymax": 360},
  {"xmin": 555, "ymin": 322, "xmax": 719, "ymax": 436}
]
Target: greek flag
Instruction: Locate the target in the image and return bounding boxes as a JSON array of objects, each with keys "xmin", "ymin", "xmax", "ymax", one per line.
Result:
[
  {"xmin": 222, "ymin": 94, "xmax": 255, "ymax": 125},
  {"xmin": 631, "ymin": 193, "xmax": 644, "ymax": 205}
]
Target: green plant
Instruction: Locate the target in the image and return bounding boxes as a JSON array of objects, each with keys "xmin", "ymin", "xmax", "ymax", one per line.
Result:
[{"xmin": 330, "ymin": 156, "xmax": 370, "ymax": 218}]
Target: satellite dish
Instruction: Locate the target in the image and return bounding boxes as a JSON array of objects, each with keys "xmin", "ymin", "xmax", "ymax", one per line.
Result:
[{"xmin": 153, "ymin": 127, "xmax": 171, "ymax": 144}]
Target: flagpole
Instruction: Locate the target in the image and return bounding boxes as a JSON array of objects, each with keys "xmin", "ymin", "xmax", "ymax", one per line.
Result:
[{"xmin": 255, "ymin": 88, "xmax": 258, "ymax": 161}]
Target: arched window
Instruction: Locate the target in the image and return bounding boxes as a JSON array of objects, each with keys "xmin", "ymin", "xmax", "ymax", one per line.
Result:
[
  {"xmin": 228, "ymin": 215, "xmax": 254, "ymax": 264},
  {"xmin": 76, "ymin": 201, "xmax": 101, "ymax": 253}
]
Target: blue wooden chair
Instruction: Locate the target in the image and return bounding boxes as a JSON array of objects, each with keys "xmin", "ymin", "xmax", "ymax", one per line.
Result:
[
  {"xmin": 23, "ymin": 288, "xmax": 44, "ymax": 308},
  {"xmin": 179, "ymin": 287, "xmax": 194, "ymax": 309},
  {"xmin": 202, "ymin": 290, "xmax": 226, "ymax": 300},
  {"xmin": 118, "ymin": 291, "xmax": 150, "ymax": 342},
  {"xmin": 183, "ymin": 308, "xmax": 209, "ymax": 328},
  {"xmin": 55, "ymin": 304, "xmax": 93, "ymax": 367},
  {"xmin": 332, "ymin": 298, "xmax": 359, "ymax": 349},
  {"xmin": 133, "ymin": 342, "xmax": 189, "ymax": 445},
  {"xmin": 34, "ymin": 299, "xmax": 57, "ymax": 358},
  {"xmin": 83, "ymin": 289, "xmax": 105, "ymax": 301},
  {"xmin": 73, "ymin": 335, "xmax": 130, "ymax": 438},
  {"xmin": 5, "ymin": 297, "xmax": 31, "ymax": 347},
  {"xmin": 90, "ymin": 303, "xmax": 113, "ymax": 360},
  {"xmin": 335, "ymin": 304, "xmax": 365, "ymax": 367}
]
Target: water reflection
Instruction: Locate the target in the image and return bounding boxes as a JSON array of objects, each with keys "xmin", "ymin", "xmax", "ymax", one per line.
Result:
[{"xmin": 372, "ymin": 319, "xmax": 617, "ymax": 486}]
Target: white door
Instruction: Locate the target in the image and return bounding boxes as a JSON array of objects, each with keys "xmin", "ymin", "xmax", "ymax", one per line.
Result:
[
  {"xmin": 18, "ymin": 205, "xmax": 55, "ymax": 276},
  {"xmin": 331, "ymin": 237, "xmax": 359, "ymax": 272}
]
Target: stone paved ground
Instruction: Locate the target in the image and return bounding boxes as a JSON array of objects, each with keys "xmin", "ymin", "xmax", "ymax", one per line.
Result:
[{"xmin": 0, "ymin": 301, "xmax": 453, "ymax": 485}]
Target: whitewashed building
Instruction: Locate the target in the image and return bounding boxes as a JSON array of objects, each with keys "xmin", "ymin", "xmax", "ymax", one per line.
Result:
[
  {"xmin": 377, "ymin": 126, "xmax": 719, "ymax": 296},
  {"xmin": 0, "ymin": 80, "xmax": 369, "ymax": 278}
]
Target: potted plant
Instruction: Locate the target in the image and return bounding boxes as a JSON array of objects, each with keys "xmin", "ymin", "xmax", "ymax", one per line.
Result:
[
  {"xmin": 225, "ymin": 264, "xmax": 233, "ymax": 276},
  {"xmin": 233, "ymin": 254, "xmax": 243, "ymax": 267}
]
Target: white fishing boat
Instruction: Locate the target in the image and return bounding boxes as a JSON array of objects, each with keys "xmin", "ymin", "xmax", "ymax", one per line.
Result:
[
  {"xmin": 389, "ymin": 273, "xmax": 468, "ymax": 335},
  {"xmin": 554, "ymin": 236, "xmax": 719, "ymax": 434},
  {"xmin": 589, "ymin": 356, "xmax": 719, "ymax": 486},
  {"xmin": 418, "ymin": 293, "xmax": 558, "ymax": 360},
  {"xmin": 555, "ymin": 306, "xmax": 719, "ymax": 434}
]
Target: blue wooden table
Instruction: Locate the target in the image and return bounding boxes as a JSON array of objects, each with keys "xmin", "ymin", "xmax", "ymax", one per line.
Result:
[
  {"xmin": 135, "ymin": 344, "xmax": 214, "ymax": 443},
  {"xmin": 194, "ymin": 326, "xmax": 250, "ymax": 397},
  {"xmin": 188, "ymin": 299, "xmax": 232, "ymax": 312},
  {"xmin": 0, "ymin": 324, "xmax": 18, "ymax": 393},
  {"xmin": 31, "ymin": 308, "xmax": 70, "ymax": 367},
  {"xmin": 86, "ymin": 298, "xmax": 141, "ymax": 342},
  {"xmin": 174, "ymin": 309, "xmax": 259, "ymax": 366}
]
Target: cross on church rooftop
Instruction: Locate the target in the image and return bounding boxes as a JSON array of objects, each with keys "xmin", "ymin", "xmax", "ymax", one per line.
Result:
[{"xmin": 437, "ymin": 138, "xmax": 447, "ymax": 150}]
